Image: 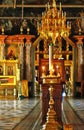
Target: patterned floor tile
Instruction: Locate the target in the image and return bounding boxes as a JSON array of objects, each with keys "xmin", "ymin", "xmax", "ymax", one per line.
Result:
[
  {"xmin": 0, "ymin": 98, "xmax": 40, "ymax": 129},
  {"xmin": 68, "ymin": 98, "xmax": 84, "ymax": 122}
]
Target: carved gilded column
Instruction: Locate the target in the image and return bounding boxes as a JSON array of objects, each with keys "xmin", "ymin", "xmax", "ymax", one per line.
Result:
[
  {"xmin": 19, "ymin": 44, "xmax": 24, "ymax": 80},
  {"xmin": 0, "ymin": 44, "xmax": 5, "ymax": 59},
  {"xmin": 74, "ymin": 35, "xmax": 84, "ymax": 81},
  {"xmin": 77, "ymin": 43, "xmax": 83, "ymax": 81},
  {"xmin": 0, "ymin": 35, "xmax": 7, "ymax": 60},
  {"xmin": 25, "ymin": 43, "xmax": 31, "ymax": 81}
]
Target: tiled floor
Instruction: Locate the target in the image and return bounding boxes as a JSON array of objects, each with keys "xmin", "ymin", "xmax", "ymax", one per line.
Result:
[
  {"xmin": 62, "ymin": 97, "xmax": 84, "ymax": 130},
  {"xmin": 67, "ymin": 98, "xmax": 84, "ymax": 122},
  {"xmin": 0, "ymin": 96, "xmax": 84, "ymax": 130},
  {"xmin": 0, "ymin": 98, "xmax": 40, "ymax": 130}
]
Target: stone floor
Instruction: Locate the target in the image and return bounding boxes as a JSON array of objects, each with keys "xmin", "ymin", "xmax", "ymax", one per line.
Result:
[
  {"xmin": 62, "ymin": 97, "xmax": 84, "ymax": 130},
  {"xmin": 0, "ymin": 96, "xmax": 84, "ymax": 130},
  {"xmin": 0, "ymin": 97, "xmax": 40, "ymax": 130}
]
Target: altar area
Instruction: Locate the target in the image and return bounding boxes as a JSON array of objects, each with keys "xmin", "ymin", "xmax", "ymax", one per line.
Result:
[
  {"xmin": 0, "ymin": 34, "xmax": 34, "ymax": 99},
  {"xmin": 0, "ymin": 60, "xmax": 20, "ymax": 99},
  {"xmin": 0, "ymin": 60, "xmax": 29, "ymax": 99}
]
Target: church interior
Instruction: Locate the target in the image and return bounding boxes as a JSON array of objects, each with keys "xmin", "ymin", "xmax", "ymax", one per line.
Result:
[{"xmin": 0, "ymin": 0, "xmax": 84, "ymax": 130}]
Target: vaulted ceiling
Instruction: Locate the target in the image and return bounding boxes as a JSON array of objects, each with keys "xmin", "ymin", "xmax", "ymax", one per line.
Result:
[
  {"xmin": 0, "ymin": 0, "xmax": 84, "ymax": 5},
  {"xmin": 0, "ymin": 0, "xmax": 84, "ymax": 18},
  {"xmin": 0, "ymin": 0, "xmax": 84, "ymax": 35}
]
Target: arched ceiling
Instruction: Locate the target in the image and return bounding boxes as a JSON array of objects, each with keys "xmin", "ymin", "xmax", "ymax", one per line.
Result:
[
  {"xmin": 1, "ymin": 0, "xmax": 84, "ymax": 5},
  {"xmin": 0, "ymin": 0, "xmax": 84, "ymax": 36},
  {"xmin": 0, "ymin": 0, "xmax": 83, "ymax": 19}
]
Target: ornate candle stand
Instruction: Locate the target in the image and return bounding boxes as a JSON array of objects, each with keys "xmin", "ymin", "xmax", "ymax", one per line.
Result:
[
  {"xmin": 41, "ymin": 85, "xmax": 62, "ymax": 130},
  {"xmin": 40, "ymin": 59, "xmax": 64, "ymax": 125}
]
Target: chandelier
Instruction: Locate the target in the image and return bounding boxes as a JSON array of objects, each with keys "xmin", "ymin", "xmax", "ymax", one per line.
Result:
[{"xmin": 37, "ymin": 0, "xmax": 71, "ymax": 46}]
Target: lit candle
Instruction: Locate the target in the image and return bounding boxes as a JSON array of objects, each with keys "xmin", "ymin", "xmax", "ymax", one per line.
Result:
[
  {"xmin": 2, "ymin": 27, "xmax": 4, "ymax": 34},
  {"xmin": 20, "ymin": 26, "xmax": 23, "ymax": 34},
  {"xmin": 56, "ymin": 65, "xmax": 59, "ymax": 73},
  {"xmin": 49, "ymin": 45, "xmax": 53, "ymax": 72},
  {"xmin": 27, "ymin": 28, "xmax": 30, "ymax": 34},
  {"xmin": 42, "ymin": 66, "xmax": 45, "ymax": 72}
]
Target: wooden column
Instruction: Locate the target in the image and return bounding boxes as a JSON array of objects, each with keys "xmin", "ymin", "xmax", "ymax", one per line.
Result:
[
  {"xmin": 19, "ymin": 44, "xmax": 24, "ymax": 80},
  {"xmin": 0, "ymin": 35, "xmax": 7, "ymax": 60},
  {"xmin": 77, "ymin": 43, "xmax": 83, "ymax": 81},
  {"xmin": 74, "ymin": 35, "xmax": 84, "ymax": 81},
  {"xmin": 17, "ymin": 35, "xmax": 35, "ymax": 80},
  {"xmin": 24, "ymin": 35, "xmax": 35, "ymax": 81}
]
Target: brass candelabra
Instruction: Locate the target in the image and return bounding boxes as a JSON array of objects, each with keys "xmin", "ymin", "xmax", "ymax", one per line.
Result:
[{"xmin": 38, "ymin": 0, "xmax": 71, "ymax": 46}]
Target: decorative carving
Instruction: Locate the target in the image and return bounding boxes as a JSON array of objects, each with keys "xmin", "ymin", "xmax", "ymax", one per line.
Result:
[
  {"xmin": 41, "ymin": 83, "xmax": 63, "ymax": 125},
  {"xmin": 41, "ymin": 85, "xmax": 62, "ymax": 130}
]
